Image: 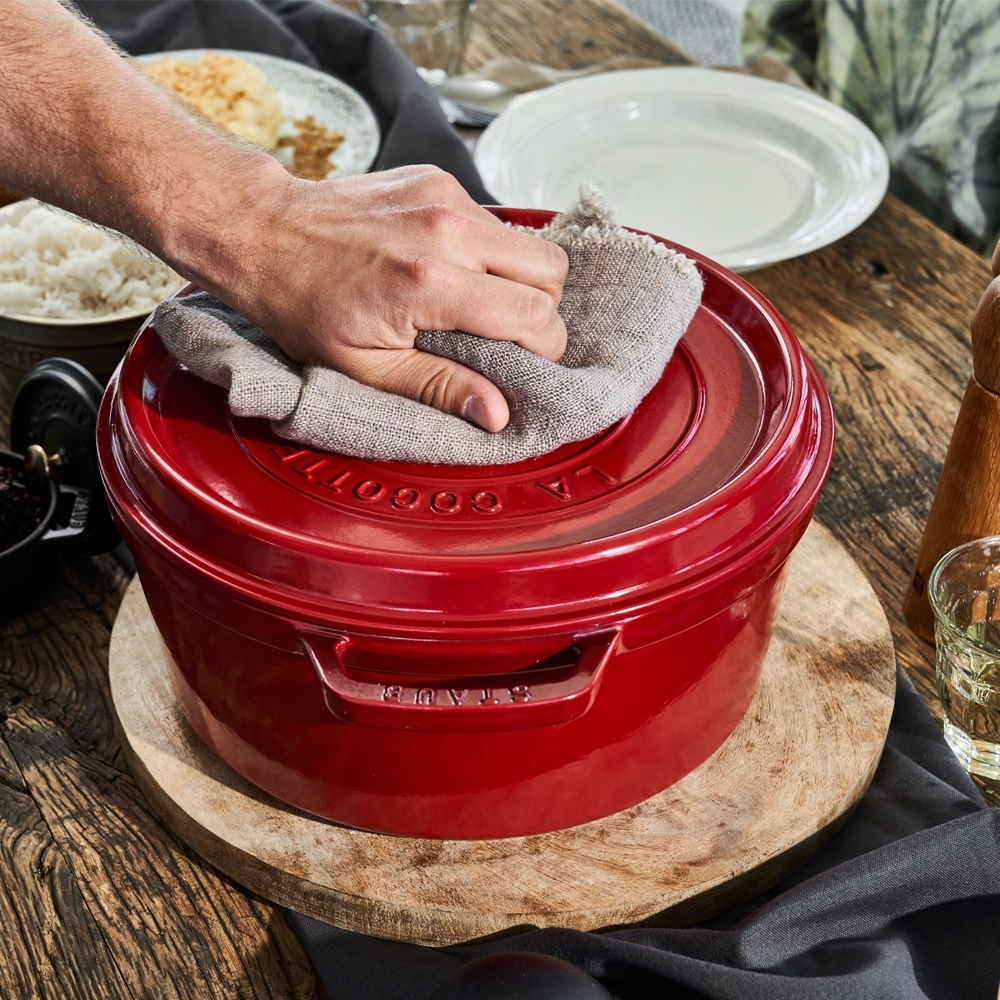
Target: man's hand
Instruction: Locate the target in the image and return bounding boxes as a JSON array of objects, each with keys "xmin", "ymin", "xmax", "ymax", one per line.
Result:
[
  {"xmin": 202, "ymin": 165, "xmax": 568, "ymax": 432},
  {"xmin": 0, "ymin": 0, "xmax": 568, "ymax": 432}
]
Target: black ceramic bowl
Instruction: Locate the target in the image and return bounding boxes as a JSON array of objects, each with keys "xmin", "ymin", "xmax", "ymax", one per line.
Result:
[
  {"xmin": 0, "ymin": 448, "xmax": 90, "ymax": 579},
  {"xmin": 0, "ymin": 448, "xmax": 57, "ymax": 563}
]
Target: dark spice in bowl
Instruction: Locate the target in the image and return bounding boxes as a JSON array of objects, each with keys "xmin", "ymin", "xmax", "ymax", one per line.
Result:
[{"xmin": 0, "ymin": 462, "xmax": 47, "ymax": 552}]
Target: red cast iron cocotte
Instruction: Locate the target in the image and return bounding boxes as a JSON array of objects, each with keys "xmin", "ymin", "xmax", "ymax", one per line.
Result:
[{"xmin": 98, "ymin": 209, "xmax": 834, "ymax": 839}]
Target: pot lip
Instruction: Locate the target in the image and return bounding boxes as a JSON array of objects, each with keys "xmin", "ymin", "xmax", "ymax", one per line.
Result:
[
  {"xmin": 0, "ymin": 311, "xmax": 147, "ymax": 332},
  {"xmin": 0, "ymin": 314, "xmax": 142, "ymax": 348},
  {"xmin": 105, "ymin": 436, "xmax": 824, "ymax": 632},
  {"xmin": 0, "ymin": 449, "xmax": 57, "ymax": 559},
  {"xmin": 104, "ymin": 350, "xmax": 830, "ymax": 573}
]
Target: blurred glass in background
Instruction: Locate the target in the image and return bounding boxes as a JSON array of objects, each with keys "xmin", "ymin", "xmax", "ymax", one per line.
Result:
[{"xmin": 361, "ymin": 0, "xmax": 476, "ymax": 83}]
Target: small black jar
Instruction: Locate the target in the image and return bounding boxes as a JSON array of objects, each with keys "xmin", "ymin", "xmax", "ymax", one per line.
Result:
[{"xmin": 1, "ymin": 358, "xmax": 118, "ymax": 603}]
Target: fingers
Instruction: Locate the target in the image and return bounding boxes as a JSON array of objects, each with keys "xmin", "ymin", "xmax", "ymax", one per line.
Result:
[
  {"xmin": 335, "ymin": 345, "xmax": 511, "ymax": 431},
  {"xmin": 405, "ymin": 256, "xmax": 568, "ymax": 362},
  {"xmin": 244, "ymin": 165, "xmax": 570, "ymax": 429},
  {"xmin": 451, "ymin": 214, "xmax": 569, "ymax": 303}
]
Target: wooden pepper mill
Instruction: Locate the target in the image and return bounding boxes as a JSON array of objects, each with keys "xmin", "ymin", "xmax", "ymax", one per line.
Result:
[{"xmin": 905, "ymin": 245, "xmax": 1000, "ymax": 641}]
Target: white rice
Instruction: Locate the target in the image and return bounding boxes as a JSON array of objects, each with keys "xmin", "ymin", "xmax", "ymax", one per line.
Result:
[{"xmin": 0, "ymin": 202, "xmax": 180, "ymax": 320}]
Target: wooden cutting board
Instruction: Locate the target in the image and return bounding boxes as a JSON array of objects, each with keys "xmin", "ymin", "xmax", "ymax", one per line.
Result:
[{"xmin": 108, "ymin": 519, "xmax": 896, "ymax": 946}]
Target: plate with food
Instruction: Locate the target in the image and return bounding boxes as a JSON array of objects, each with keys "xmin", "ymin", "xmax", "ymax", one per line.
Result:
[
  {"xmin": 474, "ymin": 67, "xmax": 889, "ymax": 273},
  {"xmin": 137, "ymin": 49, "xmax": 380, "ymax": 180}
]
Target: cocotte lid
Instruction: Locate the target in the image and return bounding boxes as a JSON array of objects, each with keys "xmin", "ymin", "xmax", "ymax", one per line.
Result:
[{"xmin": 98, "ymin": 210, "xmax": 834, "ymax": 633}]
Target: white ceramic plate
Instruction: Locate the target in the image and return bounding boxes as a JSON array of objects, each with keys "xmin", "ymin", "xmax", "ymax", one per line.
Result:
[
  {"xmin": 474, "ymin": 67, "xmax": 889, "ymax": 272},
  {"xmin": 137, "ymin": 49, "xmax": 380, "ymax": 177}
]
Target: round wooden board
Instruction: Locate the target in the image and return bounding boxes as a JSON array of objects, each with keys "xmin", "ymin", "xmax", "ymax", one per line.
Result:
[{"xmin": 108, "ymin": 519, "xmax": 896, "ymax": 947}]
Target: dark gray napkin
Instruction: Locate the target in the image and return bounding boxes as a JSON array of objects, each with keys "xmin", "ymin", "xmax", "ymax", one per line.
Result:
[
  {"xmin": 287, "ymin": 669, "xmax": 1000, "ymax": 1000},
  {"xmin": 75, "ymin": 0, "xmax": 492, "ymax": 203}
]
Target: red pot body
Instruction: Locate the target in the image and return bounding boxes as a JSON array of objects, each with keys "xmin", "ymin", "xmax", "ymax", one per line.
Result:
[{"xmin": 98, "ymin": 209, "xmax": 834, "ymax": 839}]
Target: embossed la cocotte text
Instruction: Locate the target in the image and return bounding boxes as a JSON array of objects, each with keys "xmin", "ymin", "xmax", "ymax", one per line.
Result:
[{"xmin": 240, "ymin": 442, "xmax": 623, "ymax": 521}]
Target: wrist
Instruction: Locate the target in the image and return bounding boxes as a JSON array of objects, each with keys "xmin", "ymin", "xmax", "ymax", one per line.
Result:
[{"xmin": 151, "ymin": 148, "xmax": 295, "ymax": 305}]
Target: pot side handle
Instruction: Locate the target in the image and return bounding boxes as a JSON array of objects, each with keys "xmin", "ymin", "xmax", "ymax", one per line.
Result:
[{"xmin": 298, "ymin": 628, "xmax": 620, "ymax": 733}]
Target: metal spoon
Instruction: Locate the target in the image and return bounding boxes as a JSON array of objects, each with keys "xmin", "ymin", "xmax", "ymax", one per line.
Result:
[{"xmin": 438, "ymin": 96, "xmax": 498, "ymax": 128}]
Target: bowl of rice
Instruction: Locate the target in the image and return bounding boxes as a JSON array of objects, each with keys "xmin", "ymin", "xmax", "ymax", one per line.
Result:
[{"xmin": 0, "ymin": 200, "xmax": 181, "ymax": 387}]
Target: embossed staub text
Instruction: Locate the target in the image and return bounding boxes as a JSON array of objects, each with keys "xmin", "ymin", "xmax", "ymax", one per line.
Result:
[{"xmin": 381, "ymin": 685, "xmax": 533, "ymax": 706}]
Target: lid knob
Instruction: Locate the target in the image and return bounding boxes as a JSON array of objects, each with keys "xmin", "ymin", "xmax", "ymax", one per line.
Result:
[{"xmin": 23, "ymin": 444, "xmax": 62, "ymax": 484}]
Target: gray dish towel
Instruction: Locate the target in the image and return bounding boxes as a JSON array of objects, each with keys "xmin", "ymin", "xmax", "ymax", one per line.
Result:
[{"xmin": 152, "ymin": 189, "xmax": 704, "ymax": 466}]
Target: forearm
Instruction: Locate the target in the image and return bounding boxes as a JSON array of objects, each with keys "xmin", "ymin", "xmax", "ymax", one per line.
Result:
[
  {"xmin": 0, "ymin": 0, "xmax": 569, "ymax": 431},
  {"xmin": 0, "ymin": 0, "xmax": 287, "ymax": 299}
]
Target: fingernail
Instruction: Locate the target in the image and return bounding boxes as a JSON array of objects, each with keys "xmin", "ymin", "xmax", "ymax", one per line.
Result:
[{"xmin": 463, "ymin": 395, "xmax": 491, "ymax": 430}]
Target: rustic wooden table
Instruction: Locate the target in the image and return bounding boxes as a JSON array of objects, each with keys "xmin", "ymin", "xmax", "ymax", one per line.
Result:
[{"xmin": 0, "ymin": 1, "xmax": 995, "ymax": 997}]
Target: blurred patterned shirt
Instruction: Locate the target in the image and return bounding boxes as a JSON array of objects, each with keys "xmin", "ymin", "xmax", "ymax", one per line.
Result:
[{"xmin": 743, "ymin": 0, "xmax": 1000, "ymax": 253}]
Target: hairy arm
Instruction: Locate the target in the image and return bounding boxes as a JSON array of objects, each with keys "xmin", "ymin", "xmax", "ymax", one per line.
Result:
[{"xmin": 0, "ymin": 0, "xmax": 569, "ymax": 430}]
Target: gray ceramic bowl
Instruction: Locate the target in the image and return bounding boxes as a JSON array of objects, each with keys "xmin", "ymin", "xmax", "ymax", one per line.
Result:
[{"xmin": 0, "ymin": 308, "xmax": 147, "ymax": 386}]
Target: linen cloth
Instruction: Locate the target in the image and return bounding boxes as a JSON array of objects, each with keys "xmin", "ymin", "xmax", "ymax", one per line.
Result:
[
  {"xmin": 152, "ymin": 190, "xmax": 704, "ymax": 465},
  {"xmin": 288, "ymin": 668, "xmax": 1000, "ymax": 1000}
]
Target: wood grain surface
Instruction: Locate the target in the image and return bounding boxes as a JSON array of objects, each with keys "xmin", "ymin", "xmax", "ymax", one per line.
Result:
[
  {"xmin": 970, "ymin": 272, "xmax": 1000, "ymax": 393},
  {"xmin": 332, "ymin": 0, "xmax": 693, "ymax": 72},
  {"xmin": 746, "ymin": 195, "xmax": 993, "ymax": 723},
  {"xmin": 109, "ymin": 521, "xmax": 896, "ymax": 947},
  {"xmin": 0, "ymin": 1, "xmax": 997, "ymax": 996},
  {"xmin": 459, "ymin": 0, "xmax": 693, "ymax": 71},
  {"xmin": 0, "ymin": 559, "xmax": 315, "ymax": 1000}
]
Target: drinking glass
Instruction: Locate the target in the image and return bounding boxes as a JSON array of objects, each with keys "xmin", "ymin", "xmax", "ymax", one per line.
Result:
[
  {"xmin": 931, "ymin": 536, "xmax": 1000, "ymax": 778},
  {"xmin": 361, "ymin": 0, "xmax": 477, "ymax": 82}
]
